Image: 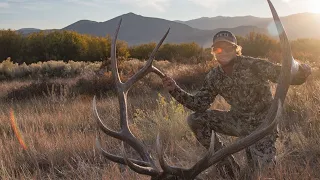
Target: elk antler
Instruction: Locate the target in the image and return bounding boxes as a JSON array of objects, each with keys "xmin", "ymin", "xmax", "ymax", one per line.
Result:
[
  {"xmin": 94, "ymin": 0, "xmax": 298, "ymax": 179},
  {"xmin": 93, "ymin": 18, "xmax": 170, "ymax": 177}
]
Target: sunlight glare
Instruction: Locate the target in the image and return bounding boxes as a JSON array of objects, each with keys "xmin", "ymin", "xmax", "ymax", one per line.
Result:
[
  {"xmin": 10, "ymin": 108, "xmax": 27, "ymax": 150},
  {"xmin": 267, "ymin": 20, "xmax": 284, "ymax": 37},
  {"xmin": 307, "ymin": 0, "xmax": 320, "ymax": 13}
]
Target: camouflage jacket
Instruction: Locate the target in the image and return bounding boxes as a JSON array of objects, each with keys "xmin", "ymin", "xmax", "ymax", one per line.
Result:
[{"xmin": 169, "ymin": 55, "xmax": 308, "ymax": 116}]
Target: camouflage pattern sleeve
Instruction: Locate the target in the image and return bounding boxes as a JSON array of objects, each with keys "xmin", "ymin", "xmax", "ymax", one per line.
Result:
[
  {"xmin": 169, "ymin": 71, "xmax": 218, "ymax": 112},
  {"xmin": 248, "ymin": 57, "xmax": 309, "ymax": 85}
]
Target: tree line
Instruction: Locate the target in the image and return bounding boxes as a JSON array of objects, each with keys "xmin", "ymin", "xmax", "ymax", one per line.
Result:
[{"xmin": 1, "ymin": 29, "xmax": 319, "ymax": 64}]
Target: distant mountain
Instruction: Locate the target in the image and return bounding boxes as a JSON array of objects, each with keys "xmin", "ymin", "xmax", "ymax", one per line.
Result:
[
  {"xmin": 15, "ymin": 12, "xmax": 319, "ymax": 47},
  {"xmin": 16, "ymin": 28, "xmax": 41, "ymax": 35},
  {"xmin": 176, "ymin": 16, "xmax": 265, "ymax": 30},
  {"xmin": 177, "ymin": 13, "xmax": 320, "ymax": 40},
  {"xmin": 17, "ymin": 28, "xmax": 57, "ymax": 35},
  {"xmin": 62, "ymin": 12, "xmax": 266, "ymax": 47}
]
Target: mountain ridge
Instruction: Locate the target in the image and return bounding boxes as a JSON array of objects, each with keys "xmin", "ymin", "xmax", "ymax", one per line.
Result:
[{"xmin": 15, "ymin": 12, "xmax": 320, "ymax": 46}]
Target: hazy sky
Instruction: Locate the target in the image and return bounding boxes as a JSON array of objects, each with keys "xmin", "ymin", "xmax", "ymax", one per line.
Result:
[{"xmin": 1, "ymin": 0, "xmax": 319, "ymax": 30}]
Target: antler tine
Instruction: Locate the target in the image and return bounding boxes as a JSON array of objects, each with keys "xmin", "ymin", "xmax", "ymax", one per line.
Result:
[
  {"xmin": 111, "ymin": 18, "xmax": 123, "ymax": 85},
  {"xmin": 95, "ymin": 137, "xmax": 151, "ymax": 167},
  {"xmin": 148, "ymin": 28, "xmax": 170, "ymax": 66},
  {"xmin": 156, "ymin": 133, "xmax": 166, "ymax": 169},
  {"xmin": 208, "ymin": 130, "xmax": 216, "ymax": 153},
  {"xmin": 267, "ymin": 0, "xmax": 298, "ymax": 103},
  {"xmin": 93, "ymin": 96, "xmax": 121, "ymax": 139},
  {"xmin": 121, "ymin": 142, "xmax": 160, "ymax": 176},
  {"xmin": 157, "ymin": 0, "xmax": 294, "ymax": 178},
  {"xmin": 124, "ymin": 28, "xmax": 170, "ymax": 91},
  {"xmin": 157, "ymin": 133, "xmax": 190, "ymax": 177}
]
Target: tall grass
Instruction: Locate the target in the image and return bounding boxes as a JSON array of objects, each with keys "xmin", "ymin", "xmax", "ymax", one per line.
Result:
[{"xmin": 0, "ymin": 60, "xmax": 319, "ymax": 179}]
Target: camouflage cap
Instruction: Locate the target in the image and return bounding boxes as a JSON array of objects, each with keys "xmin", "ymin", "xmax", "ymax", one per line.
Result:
[{"xmin": 212, "ymin": 31, "xmax": 237, "ymax": 46}]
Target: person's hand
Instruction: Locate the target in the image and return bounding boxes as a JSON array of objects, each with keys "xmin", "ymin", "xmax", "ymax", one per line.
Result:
[
  {"xmin": 162, "ymin": 76, "xmax": 177, "ymax": 92},
  {"xmin": 300, "ymin": 63, "xmax": 312, "ymax": 78}
]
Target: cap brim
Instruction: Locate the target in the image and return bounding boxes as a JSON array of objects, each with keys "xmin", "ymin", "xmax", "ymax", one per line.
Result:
[{"xmin": 212, "ymin": 40, "xmax": 237, "ymax": 47}]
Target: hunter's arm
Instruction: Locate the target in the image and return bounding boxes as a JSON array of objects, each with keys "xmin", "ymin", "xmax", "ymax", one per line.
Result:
[
  {"xmin": 249, "ymin": 57, "xmax": 310, "ymax": 85},
  {"xmin": 169, "ymin": 71, "xmax": 218, "ymax": 112}
]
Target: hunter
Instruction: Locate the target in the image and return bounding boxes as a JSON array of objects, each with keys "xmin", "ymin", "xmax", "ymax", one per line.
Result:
[{"xmin": 162, "ymin": 30, "xmax": 311, "ymax": 177}]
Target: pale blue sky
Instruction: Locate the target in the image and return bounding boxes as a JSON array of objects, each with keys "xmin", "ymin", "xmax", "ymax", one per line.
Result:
[{"xmin": 1, "ymin": 0, "xmax": 319, "ymax": 30}]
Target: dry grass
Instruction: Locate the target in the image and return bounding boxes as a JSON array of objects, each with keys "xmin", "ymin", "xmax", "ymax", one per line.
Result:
[{"xmin": 1, "ymin": 60, "xmax": 320, "ymax": 179}]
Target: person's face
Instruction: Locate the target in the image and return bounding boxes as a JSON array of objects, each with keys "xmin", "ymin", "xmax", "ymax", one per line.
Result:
[{"xmin": 211, "ymin": 42, "xmax": 237, "ymax": 66}]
